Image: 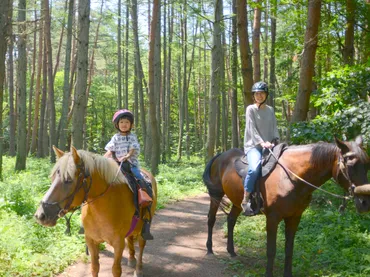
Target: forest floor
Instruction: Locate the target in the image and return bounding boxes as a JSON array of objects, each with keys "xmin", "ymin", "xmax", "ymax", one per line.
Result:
[{"xmin": 57, "ymin": 193, "xmax": 241, "ymax": 277}]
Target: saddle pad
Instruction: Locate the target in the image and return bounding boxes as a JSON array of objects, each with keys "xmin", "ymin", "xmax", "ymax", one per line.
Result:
[{"xmin": 235, "ymin": 143, "xmax": 288, "ymax": 180}]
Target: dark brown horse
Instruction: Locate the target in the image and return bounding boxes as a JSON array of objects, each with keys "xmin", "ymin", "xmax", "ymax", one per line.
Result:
[
  {"xmin": 35, "ymin": 146, "xmax": 157, "ymax": 277},
  {"xmin": 203, "ymin": 136, "xmax": 370, "ymax": 277}
]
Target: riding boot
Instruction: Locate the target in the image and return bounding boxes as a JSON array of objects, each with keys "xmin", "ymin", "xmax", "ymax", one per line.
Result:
[
  {"xmin": 242, "ymin": 191, "xmax": 255, "ymax": 216},
  {"xmin": 141, "ymin": 219, "xmax": 154, "ymax": 240}
]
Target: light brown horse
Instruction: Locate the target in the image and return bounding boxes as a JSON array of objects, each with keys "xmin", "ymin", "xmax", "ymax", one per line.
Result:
[
  {"xmin": 34, "ymin": 146, "xmax": 157, "ymax": 277},
  {"xmin": 203, "ymin": 136, "xmax": 370, "ymax": 277}
]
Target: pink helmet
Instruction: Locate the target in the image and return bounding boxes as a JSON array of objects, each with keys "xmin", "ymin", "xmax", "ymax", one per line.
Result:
[{"xmin": 112, "ymin": 109, "xmax": 134, "ymax": 125}]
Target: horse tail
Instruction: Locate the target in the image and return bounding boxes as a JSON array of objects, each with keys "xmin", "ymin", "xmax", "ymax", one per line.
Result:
[{"xmin": 203, "ymin": 153, "xmax": 223, "ymax": 199}]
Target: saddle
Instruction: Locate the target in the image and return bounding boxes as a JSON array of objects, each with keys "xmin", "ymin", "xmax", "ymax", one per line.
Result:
[{"xmin": 235, "ymin": 143, "xmax": 288, "ymax": 214}]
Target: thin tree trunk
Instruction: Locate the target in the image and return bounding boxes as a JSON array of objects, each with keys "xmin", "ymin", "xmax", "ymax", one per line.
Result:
[
  {"xmin": 117, "ymin": 0, "xmax": 122, "ymax": 109},
  {"xmin": 71, "ymin": 0, "xmax": 90, "ymax": 149},
  {"xmin": 292, "ymin": 0, "xmax": 322, "ymax": 122},
  {"xmin": 343, "ymin": 0, "xmax": 355, "ymax": 65},
  {"xmin": 237, "ymin": 0, "xmax": 253, "ymax": 107},
  {"xmin": 58, "ymin": 0, "xmax": 74, "ymax": 151},
  {"xmin": 207, "ymin": 0, "xmax": 223, "ymax": 161},
  {"xmin": 15, "ymin": 0, "xmax": 27, "ymax": 170},
  {"xmin": 0, "ymin": 0, "xmax": 12, "ymax": 178},
  {"xmin": 37, "ymin": 37, "xmax": 47, "ymax": 158},
  {"xmin": 125, "ymin": 5, "xmax": 129, "ymax": 108},
  {"xmin": 161, "ymin": 0, "xmax": 167, "ymax": 162},
  {"xmin": 269, "ymin": 0, "xmax": 277, "ymax": 108},
  {"xmin": 231, "ymin": 0, "xmax": 239, "ymax": 148},
  {"xmin": 7, "ymin": 2, "xmax": 15, "ymax": 157},
  {"xmin": 148, "ymin": 0, "xmax": 161, "ymax": 174},
  {"xmin": 252, "ymin": 0, "xmax": 261, "ymax": 82}
]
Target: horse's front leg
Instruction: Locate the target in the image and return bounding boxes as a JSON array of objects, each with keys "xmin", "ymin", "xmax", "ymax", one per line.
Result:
[
  {"xmin": 85, "ymin": 237, "xmax": 100, "ymax": 277},
  {"xmin": 265, "ymin": 216, "xmax": 279, "ymax": 277},
  {"xmin": 111, "ymin": 240, "xmax": 125, "ymax": 277},
  {"xmin": 226, "ymin": 204, "xmax": 242, "ymax": 257},
  {"xmin": 206, "ymin": 197, "xmax": 221, "ymax": 255},
  {"xmin": 283, "ymin": 216, "xmax": 301, "ymax": 277},
  {"xmin": 135, "ymin": 236, "xmax": 147, "ymax": 277}
]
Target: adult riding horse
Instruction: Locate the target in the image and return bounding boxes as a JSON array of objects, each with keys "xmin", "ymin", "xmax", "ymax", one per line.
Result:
[
  {"xmin": 203, "ymin": 136, "xmax": 370, "ymax": 277},
  {"xmin": 34, "ymin": 146, "xmax": 157, "ymax": 277}
]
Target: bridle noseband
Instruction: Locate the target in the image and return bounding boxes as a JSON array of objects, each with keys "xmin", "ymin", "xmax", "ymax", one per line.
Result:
[{"xmin": 336, "ymin": 151, "xmax": 356, "ymax": 197}]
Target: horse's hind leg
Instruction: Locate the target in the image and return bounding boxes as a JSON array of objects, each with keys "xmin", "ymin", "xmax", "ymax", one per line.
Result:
[
  {"xmin": 85, "ymin": 237, "xmax": 100, "ymax": 277},
  {"xmin": 126, "ymin": 236, "xmax": 137, "ymax": 268},
  {"xmin": 134, "ymin": 236, "xmax": 147, "ymax": 277},
  {"xmin": 226, "ymin": 205, "xmax": 241, "ymax": 257},
  {"xmin": 206, "ymin": 196, "xmax": 222, "ymax": 255}
]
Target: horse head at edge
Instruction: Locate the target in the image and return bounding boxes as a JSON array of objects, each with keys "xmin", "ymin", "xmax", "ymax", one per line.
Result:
[
  {"xmin": 34, "ymin": 146, "xmax": 92, "ymax": 227},
  {"xmin": 334, "ymin": 135, "xmax": 370, "ymax": 213}
]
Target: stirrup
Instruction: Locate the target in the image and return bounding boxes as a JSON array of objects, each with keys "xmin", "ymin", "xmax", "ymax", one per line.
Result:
[
  {"xmin": 242, "ymin": 202, "xmax": 255, "ymax": 216},
  {"xmin": 141, "ymin": 221, "xmax": 154, "ymax": 240}
]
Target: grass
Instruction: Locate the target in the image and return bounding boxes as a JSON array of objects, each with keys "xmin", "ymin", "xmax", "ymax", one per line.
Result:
[
  {"xmin": 226, "ymin": 180, "xmax": 370, "ymax": 277},
  {"xmin": 0, "ymin": 155, "xmax": 205, "ymax": 277}
]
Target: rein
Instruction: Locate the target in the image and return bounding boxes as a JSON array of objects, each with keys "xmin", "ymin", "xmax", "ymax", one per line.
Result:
[{"xmin": 267, "ymin": 148, "xmax": 353, "ymax": 200}]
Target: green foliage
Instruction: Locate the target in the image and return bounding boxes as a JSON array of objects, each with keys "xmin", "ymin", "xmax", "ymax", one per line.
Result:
[
  {"xmin": 290, "ymin": 66, "xmax": 370, "ymax": 147},
  {"xmin": 231, "ymin": 181, "xmax": 370, "ymax": 277}
]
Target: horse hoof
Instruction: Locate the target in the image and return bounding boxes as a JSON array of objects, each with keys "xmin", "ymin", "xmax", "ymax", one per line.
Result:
[
  {"xmin": 206, "ymin": 250, "xmax": 214, "ymax": 255},
  {"xmin": 134, "ymin": 270, "xmax": 143, "ymax": 277},
  {"xmin": 127, "ymin": 259, "xmax": 137, "ymax": 268},
  {"xmin": 229, "ymin": 252, "xmax": 237, "ymax": 257}
]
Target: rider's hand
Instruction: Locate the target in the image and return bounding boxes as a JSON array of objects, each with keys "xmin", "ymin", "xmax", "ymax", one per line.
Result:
[
  {"xmin": 261, "ymin": 141, "xmax": 274, "ymax": 149},
  {"xmin": 118, "ymin": 155, "xmax": 130, "ymax": 162}
]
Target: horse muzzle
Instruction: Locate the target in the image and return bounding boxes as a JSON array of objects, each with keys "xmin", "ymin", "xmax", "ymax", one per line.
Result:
[
  {"xmin": 353, "ymin": 184, "xmax": 370, "ymax": 214},
  {"xmin": 34, "ymin": 202, "xmax": 61, "ymax": 227}
]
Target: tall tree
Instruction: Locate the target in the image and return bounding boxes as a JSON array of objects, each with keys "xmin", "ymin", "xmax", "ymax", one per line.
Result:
[
  {"xmin": 148, "ymin": 0, "xmax": 161, "ymax": 174},
  {"xmin": 0, "ymin": 0, "xmax": 12, "ymax": 178},
  {"xmin": 206, "ymin": 0, "xmax": 223, "ymax": 160},
  {"xmin": 43, "ymin": 0, "xmax": 57, "ymax": 162},
  {"xmin": 7, "ymin": 0, "xmax": 15, "ymax": 157},
  {"xmin": 117, "ymin": 0, "xmax": 122, "ymax": 109},
  {"xmin": 58, "ymin": 0, "xmax": 74, "ymax": 151},
  {"xmin": 237, "ymin": 0, "xmax": 253, "ymax": 107},
  {"xmin": 292, "ymin": 0, "xmax": 322, "ymax": 122},
  {"xmin": 269, "ymin": 0, "xmax": 277, "ymax": 107},
  {"xmin": 71, "ymin": 0, "xmax": 90, "ymax": 149},
  {"xmin": 15, "ymin": 0, "xmax": 27, "ymax": 170},
  {"xmin": 343, "ymin": 0, "xmax": 355, "ymax": 65},
  {"xmin": 252, "ymin": 0, "xmax": 262, "ymax": 82}
]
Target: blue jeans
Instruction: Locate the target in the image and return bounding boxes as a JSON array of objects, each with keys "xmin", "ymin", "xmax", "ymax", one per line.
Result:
[
  {"xmin": 131, "ymin": 165, "xmax": 143, "ymax": 180},
  {"xmin": 243, "ymin": 148, "xmax": 262, "ymax": 193}
]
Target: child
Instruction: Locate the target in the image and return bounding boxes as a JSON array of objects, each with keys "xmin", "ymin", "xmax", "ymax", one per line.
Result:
[
  {"xmin": 242, "ymin": 81, "xmax": 279, "ymax": 216},
  {"xmin": 104, "ymin": 109, "xmax": 154, "ymax": 240}
]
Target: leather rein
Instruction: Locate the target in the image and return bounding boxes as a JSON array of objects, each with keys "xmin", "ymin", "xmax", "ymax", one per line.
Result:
[{"xmin": 267, "ymin": 148, "xmax": 355, "ymax": 200}]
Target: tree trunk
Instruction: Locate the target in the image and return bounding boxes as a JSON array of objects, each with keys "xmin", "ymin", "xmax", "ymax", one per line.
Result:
[
  {"xmin": 7, "ymin": 2, "xmax": 15, "ymax": 157},
  {"xmin": 292, "ymin": 0, "xmax": 322, "ymax": 122},
  {"xmin": 237, "ymin": 0, "xmax": 253, "ymax": 107},
  {"xmin": 15, "ymin": 0, "xmax": 27, "ymax": 170},
  {"xmin": 58, "ymin": 0, "xmax": 74, "ymax": 151},
  {"xmin": 125, "ymin": 6, "xmax": 129, "ymax": 108},
  {"xmin": 231, "ymin": 0, "xmax": 239, "ymax": 148},
  {"xmin": 117, "ymin": 0, "xmax": 122, "ymax": 109},
  {"xmin": 71, "ymin": 0, "xmax": 90, "ymax": 149},
  {"xmin": 207, "ymin": 0, "xmax": 223, "ymax": 161},
  {"xmin": 269, "ymin": 0, "xmax": 277, "ymax": 108},
  {"xmin": 148, "ymin": 0, "xmax": 161, "ymax": 174},
  {"xmin": 43, "ymin": 0, "xmax": 56, "ymax": 162},
  {"xmin": 0, "ymin": 0, "xmax": 12, "ymax": 178},
  {"xmin": 161, "ymin": 0, "xmax": 167, "ymax": 163},
  {"xmin": 343, "ymin": 0, "xmax": 355, "ymax": 65},
  {"xmin": 37, "ymin": 36, "xmax": 47, "ymax": 158},
  {"xmin": 252, "ymin": 0, "xmax": 261, "ymax": 82}
]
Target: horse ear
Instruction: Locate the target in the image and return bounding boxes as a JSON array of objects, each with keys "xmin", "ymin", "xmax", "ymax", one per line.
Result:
[
  {"xmin": 71, "ymin": 146, "xmax": 81, "ymax": 165},
  {"xmin": 334, "ymin": 136, "xmax": 350, "ymax": 154},
  {"xmin": 355, "ymin": 135, "xmax": 363, "ymax": 147},
  {"xmin": 53, "ymin": 145, "xmax": 65, "ymax": 159}
]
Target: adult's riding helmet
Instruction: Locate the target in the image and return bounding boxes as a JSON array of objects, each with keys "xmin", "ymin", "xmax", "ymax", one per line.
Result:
[
  {"xmin": 112, "ymin": 109, "xmax": 134, "ymax": 125},
  {"xmin": 251, "ymin": 81, "xmax": 269, "ymax": 94}
]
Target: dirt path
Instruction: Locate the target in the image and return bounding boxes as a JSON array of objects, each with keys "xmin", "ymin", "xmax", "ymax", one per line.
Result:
[{"xmin": 57, "ymin": 193, "xmax": 235, "ymax": 277}]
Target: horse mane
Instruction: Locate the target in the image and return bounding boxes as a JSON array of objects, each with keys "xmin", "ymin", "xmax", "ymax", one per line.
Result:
[
  {"xmin": 310, "ymin": 142, "xmax": 339, "ymax": 169},
  {"xmin": 51, "ymin": 150, "xmax": 128, "ymax": 186}
]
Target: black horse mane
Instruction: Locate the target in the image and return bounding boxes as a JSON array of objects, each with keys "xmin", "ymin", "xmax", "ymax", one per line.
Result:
[{"xmin": 310, "ymin": 142, "xmax": 339, "ymax": 169}]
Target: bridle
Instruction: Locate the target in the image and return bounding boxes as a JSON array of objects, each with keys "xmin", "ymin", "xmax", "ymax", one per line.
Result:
[{"xmin": 40, "ymin": 160, "xmax": 93, "ymax": 218}]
